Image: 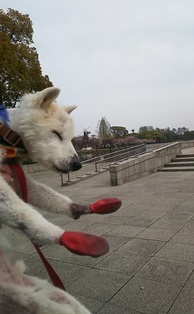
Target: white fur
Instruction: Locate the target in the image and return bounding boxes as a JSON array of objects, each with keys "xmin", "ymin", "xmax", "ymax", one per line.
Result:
[
  {"xmin": 0, "ymin": 87, "xmax": 91, "ymax": 313},
  {"xmin": 1, "ymin": 87, "xmax": 89, "ymax": 244},
  {"xmin": 0, "ymin": 246, "xmax": 90, "ymax": 314},
  {"xmin": 11, "ymin": 87, "xmax": 78, "ymax": 172}
]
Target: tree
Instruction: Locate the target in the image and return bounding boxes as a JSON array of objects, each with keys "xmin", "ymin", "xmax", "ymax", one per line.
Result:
[
  {"xmin": 110, "ymin": 126, "xmax": 128, "ymax": 138},
  {"xmin": 139, "ymin": 126, "xmax": 154, "ymax": 133},
  {"xmin": 0, "ymin": 9, "xmax": 53, "ymax": 107},
  {"xmin": 96, "ymin": 117, "xmax": 111, "ymax": 138}
]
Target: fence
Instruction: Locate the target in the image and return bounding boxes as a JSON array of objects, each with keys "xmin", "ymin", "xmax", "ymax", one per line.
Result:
[{"xmin": 60, "ymin": 144, "xmax": 146, "ymax": 186}]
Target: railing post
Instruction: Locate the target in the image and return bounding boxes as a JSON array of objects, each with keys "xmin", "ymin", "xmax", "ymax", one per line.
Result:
[
  {"xmin": 95, "ymin": 162, "xmax": 98, "ymax": 172},
  {"xmin": 60, "ymin": 174, "xmax": 63, "ymax": 186},
  {"xmin": 60, "ymin": 173, "xmax": 71, "ymax": 186}
]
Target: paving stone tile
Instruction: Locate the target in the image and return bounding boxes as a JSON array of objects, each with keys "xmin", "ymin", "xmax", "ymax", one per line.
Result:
[
  {"xmin": 169, "ymin": 271, "xmax": 194, "ymax": 314},
  {"xmin": 62, "ymin": 219, "xmax": 96, "ymax": 231},
  {"xmin": 81, "ymin": 222, "xmax": 118, "ymax": 236},
  {"xmin": 9, "ymin": 152, "xmax": 194, "ymax": 314},
  {"xmin": 42, "ymin": 244, "xmax": 110, "ymax": 267},
  {"xmin": 136, "ymin": 257, "xmax": 194, "ymax": 286},
  {"xmin": 7, "ymin": 251, "xmax": 49, "ymax": 280},
  {"xmin": 156, "ymin": 199, "xmax": 184, "ymax": 208},
  {"xmin": 102, "ymin": 234, "xmax": 132, "ymax": 251},
  {"xmin": 164, "ymin": 211, "xmax": 194, "ymax": 221},
  {"xmin": 68, "ymin": 269, "xmax": 128, "ymax": 302},
  {"xmin": 8, "ymin": 239, "xmax": 36, "ymax": 255},
  {"xmin": 118, "ymin": 238, "xmax": 165, "ymax": 256},
  {"xmin": 1, "ymin": 228, "xmax": 36, "ymax": 254},
  {"xmin": 110, "ymin": 276, "xmax": 181, "ymax": 314},
  {"xmin": 115, "ymin": 204, "xmax": 149, "ymax": 218},
  {"xmin": 172, "ymin": 204, "xmax": 194, "ymax": 215},
  {"xmin": 77, "ymin": 213, "xmax": 105, "ymax": 224},
  {"xmin": 22, "ymin": 254, "xmax": 89, "ymax": 287},
  {"xmin": 97, "ymin": 303, "xmax": 141, "ymax": 314},
  {"xmin": 136, "ymin": 227, "xmax": 178, "ymax": 241},
  {"xmin": 184, "ymin": 218, "xmax": 194, "ymax": 230},
  {"xmin": 146, "ymin": 204, "xmax": 178, "ymax": 212},
  {"xmin": 170, "ymin": 228, "xmax": 194, "ymax": 245},
  {"xmin": 95, "ymin": 251, "xmax": 150, "ymax": 277},
  {"xmin": 148, "ymin": 217, "xmax": 187, "ymax": 230},
  {"xmin": 44, "ymin": 259, "xmax": 89, "ymax": 287},
  {"xmin": 134, "ymin": 197, "xmax": 165, "ymax": 206},
  {"xmin": 106, "ymin": 225, "xmax": 145, "ymax": 237},
  {"xmin": 158, "ymin": 192, "xmax": 192, "ymax": 201},
  {"xmin": 115, "ymin": 199, "xmax": 135, "ymax": 207},
  {"xmin": 138, "ymin": 209, "xmax": 168, "ymax": 219},
  {"xmin": 156, "ymin": 242, "xmax": 194, "ymax": 263},
  {"xmin": 98, "ymin": 215, "xmax": 129, "ymax": 225},
  {"xmin": 65, "ymin": 294, "xmax": 104, "ymax": 314},
  {"xmin": 124, "ymin": 216, "xmax": 160, "ymax": 227}
]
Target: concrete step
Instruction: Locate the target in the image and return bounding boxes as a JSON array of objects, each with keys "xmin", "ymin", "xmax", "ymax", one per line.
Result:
[
  {"xmin": 177, "ymin": 154, "xmax": 194, "ymax": 158},
  {"xmin": 165, "ymin": 161, "xmax": 194, "ymax": 167},
  {"xmin": 158, "ymin": 166, "xmax": 194, "ymax": 172},
  {"xmin": 171, "ymin": 157, "xmax": 194, "ymax": 162},
  {"xmin": 159, "ymin": 153, "xmax": 194, "ymax": 172}
]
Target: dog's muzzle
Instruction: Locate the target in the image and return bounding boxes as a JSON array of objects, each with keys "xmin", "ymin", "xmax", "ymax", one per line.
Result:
[
  {"xmin": 54, "ymin": 154, "xmax": 82, "ymax": 173},
  {"xmin": 70, "ymin": 154, "xmax": 82, "ymax": 171}
]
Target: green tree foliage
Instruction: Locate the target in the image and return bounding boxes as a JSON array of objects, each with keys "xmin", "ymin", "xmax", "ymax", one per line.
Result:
[
  {"xmin": 96, "ymin": 117, "xmax": 111, "ymax": 139},
  {"xmin": 184, "ymin": 130, "xmax": 194, "ymax": 140},
  {"xmin": 110, "ymin": 126, "xmax": 128, "ymax": 138},
  {"xmin": 137, "ymin": 125, "xmax": 194, "ymax": 142},
  {"xmin": 0, "ymin": 8, "xmax": 53, "ymax": 107},
  {"xmin": 138, "ymin": 126, "xmax": 154, "ymax": 133}
]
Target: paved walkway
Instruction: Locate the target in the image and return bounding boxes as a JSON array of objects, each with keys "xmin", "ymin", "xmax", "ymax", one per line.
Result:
[{"xmin": 3, "ymin": 148, "xmax": 194, "ymax": 313}]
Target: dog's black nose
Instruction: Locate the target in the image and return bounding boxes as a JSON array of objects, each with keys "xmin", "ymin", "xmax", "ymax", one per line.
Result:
[{"xmin": 70, "ymin": 154, "xmax": 82, "ymax": 171}]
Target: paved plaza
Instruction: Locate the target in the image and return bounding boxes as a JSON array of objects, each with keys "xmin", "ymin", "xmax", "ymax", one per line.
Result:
[{"xmin": 2, "ymin": 148, "xmax": 194, "ymax": 313}]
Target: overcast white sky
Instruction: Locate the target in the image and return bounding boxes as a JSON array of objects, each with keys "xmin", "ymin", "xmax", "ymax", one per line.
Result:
[{"xmin": 1, "ymin": 0, "xmax": 194, "ymax": 135}]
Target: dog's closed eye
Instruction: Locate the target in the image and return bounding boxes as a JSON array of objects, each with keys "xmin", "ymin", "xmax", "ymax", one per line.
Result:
[{"xmin": 51, "ymin": 130, "xmax": 63, "ymax": 141}]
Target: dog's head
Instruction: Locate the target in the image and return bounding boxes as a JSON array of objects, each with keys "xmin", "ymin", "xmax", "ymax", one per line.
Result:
[{"xmin": 10, "ymin": 87, "xmax": 82, "ymax": 173}]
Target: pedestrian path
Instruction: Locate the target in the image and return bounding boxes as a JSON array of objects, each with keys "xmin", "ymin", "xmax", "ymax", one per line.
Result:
[{"xmin": 3, "ymin": 146, "xmax": 194, "ymax": 313}]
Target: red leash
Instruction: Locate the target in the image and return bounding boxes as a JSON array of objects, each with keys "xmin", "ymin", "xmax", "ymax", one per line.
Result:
[{"xmin": 10, "ymin": 163, "xmax": 65, "ymax": 290}]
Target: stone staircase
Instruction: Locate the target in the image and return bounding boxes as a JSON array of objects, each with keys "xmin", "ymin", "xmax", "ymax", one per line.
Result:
[{"xmin": 158, "ymin": 154, "xmax": 194, "ymax": 172}]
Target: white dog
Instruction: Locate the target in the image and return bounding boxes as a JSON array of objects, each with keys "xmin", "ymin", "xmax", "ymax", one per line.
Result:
[
  {"xmin": 0, "ymin": 87, "xmax": 98, "ymax": 313},
  {"xmin": 0, "ymin": 87, "xmax": 90, "ymax": 245}
]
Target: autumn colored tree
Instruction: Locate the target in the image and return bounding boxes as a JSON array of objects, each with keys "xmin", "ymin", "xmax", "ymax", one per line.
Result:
[{"xmin": 0, "ymin": 8, "xmax": 53, "ymax": 107}]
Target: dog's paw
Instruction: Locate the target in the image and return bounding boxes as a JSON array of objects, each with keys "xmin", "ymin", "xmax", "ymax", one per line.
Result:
[{"xmin": 70, "ymin": 203, "xmax": 90, "ymax": 219}]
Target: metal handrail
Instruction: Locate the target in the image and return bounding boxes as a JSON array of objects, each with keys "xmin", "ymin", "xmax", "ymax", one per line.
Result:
[
  {"xmin": 94, "ymin": 144, "xmax": 146, "ymax": 172},
  {"xmin": 81, "ymin": 144, "xmax": 145, "ymax": 164},
  {"xmin": 60, "ymin": 143, "xmax": 146, "ymax": 185}
]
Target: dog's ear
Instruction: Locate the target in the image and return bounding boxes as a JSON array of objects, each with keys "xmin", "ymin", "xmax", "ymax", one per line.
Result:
[
  {"xmin": 66, "ymin": 105, "xmax": 77, "ymax": 114},
  {"xmin": 38, "ymin": 87, "xmax": 60, "ymax": 110}
]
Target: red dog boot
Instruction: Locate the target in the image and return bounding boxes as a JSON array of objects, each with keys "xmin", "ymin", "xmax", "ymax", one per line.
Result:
[
  {"xmin": 71, "ymin": 198, "xmax": 122, "ymax": 219},
  {"xmin": 59, "ymin": 231, "xmax": 109, "ymax": 257},
  {"xmin": 89, "ymin": 198, "xmax": 122, "ymax": 215}
]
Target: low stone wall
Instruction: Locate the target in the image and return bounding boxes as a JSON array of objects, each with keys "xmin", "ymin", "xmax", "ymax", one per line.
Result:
[
  {"xmin": 23, "ymin": 164, "xmax": 46, "ymax": 174},
  {"xmin": 109, "ymin": 142, "xmax": 182, "ymax": 186},
  {"xmin": 181, "ymin": 140, "xmax": 194, "ymax": 149}
]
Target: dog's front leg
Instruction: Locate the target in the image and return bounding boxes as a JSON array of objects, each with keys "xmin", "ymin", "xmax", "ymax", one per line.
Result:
[
  {"xmin": 0, "ymin": 177, "xmax": 64, "ymax": 246},
  {"xmin": 26, "ymin": 176, "xmax": 90, "ymax": 219}
]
